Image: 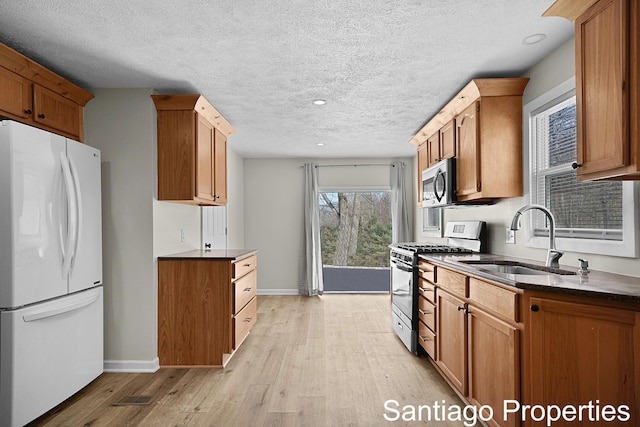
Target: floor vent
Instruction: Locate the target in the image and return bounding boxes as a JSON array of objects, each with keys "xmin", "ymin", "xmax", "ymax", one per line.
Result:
[{"xmin": 113, "ymin": 395, "xmax": 154, "ymax": 406}]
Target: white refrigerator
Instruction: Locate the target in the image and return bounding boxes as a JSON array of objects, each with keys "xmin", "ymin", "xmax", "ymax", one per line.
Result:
[{"xmin": 0, "ymin": 120, "xmax": 103, "ymax": 426}]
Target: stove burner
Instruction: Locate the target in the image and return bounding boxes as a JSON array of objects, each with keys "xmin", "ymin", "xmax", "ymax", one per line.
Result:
[{"xmin": 396, "ymin": 243, "xmax": 473, "ymax": 254}]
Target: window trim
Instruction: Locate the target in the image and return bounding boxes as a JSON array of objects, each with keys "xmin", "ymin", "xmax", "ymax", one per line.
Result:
[{"xmin": 523, "ymin": 77, "xmax": 639, "ymax": 258}]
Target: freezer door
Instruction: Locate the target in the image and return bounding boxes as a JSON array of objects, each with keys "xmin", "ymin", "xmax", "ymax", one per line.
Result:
[
  {"xmin": 65, "ymin": 140, "xmax": 102, "ymax": 293},
  {"xmin": 0, "ymin": 121, "xmax": 68, "ymax": 308},
  {"xmin": 0, "ymin": 286, "xmax": 103, "ymax": 427}
]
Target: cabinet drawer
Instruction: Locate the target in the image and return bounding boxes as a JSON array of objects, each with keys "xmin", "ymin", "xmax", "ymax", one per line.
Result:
[
  {"xmin": 234, "ymin": 269, "xmax": 257, "ymax": 314},
  {"xmin": 437, "ymin": 267, "xmax": 468, "ymax": 297},
  {"xmin": 233, "ymin": 254, "xmax": 257, "ymax": 279},
  {"xmin": 418, "ymin": 320, "xmax": 436, "ymax": 358},
  {"xmin": 418, "ymin": 296, "xmax": 436, "ymax": 332},
  {"xmin": 417, "ymin": 279, "xmax": 436, "ymax": 304},
  {"xmin": 469, "ymin": 278, "xmax": 518, "ymax": 322},
  {"xmin": 417, "ymin": 259, "xmax": 435, "ymax": 283},
  {"xmin": 233, "ymin": 296, "xmax": 257, "ymax": 350}
]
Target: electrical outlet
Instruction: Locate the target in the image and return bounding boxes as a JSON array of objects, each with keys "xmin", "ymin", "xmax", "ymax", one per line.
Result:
[
  {"xmin": 180, "ymin": 228, "xmax": 186, "ymax": 243},
  {"xmin": 505, "ymin": 227, "xmax": 516, "ymax": 244}
]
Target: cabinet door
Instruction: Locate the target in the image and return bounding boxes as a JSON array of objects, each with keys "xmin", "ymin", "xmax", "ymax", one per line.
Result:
[
  {"xmin": 436, "ymin": 289, "xmax": 467, "ymax": 395},
  {"xmin": 213, "ymin": 128, "xmax": 227, "ymax": 205},
  {"xmin": 456, "ymin": 102, "xmax": 480, "ymax": 198},
  {"xmin": 526, "ymin": 297, "xmax": 638, "ymax": 426},
  {"xmin": 439, "ymin": 119, "xmax": 456, "ymax": 161},
  {"xmin": 0, "ymin": 66, "xmax": 32, "ymax": 119},
  {"xmin": 575, "ymin": 0, "xmax": 629, "ymax": 177},
  {"xmin": 427, "ymin": 132, "xmax": 440, "ymax": 166},
  {"xmin": 417, "ymin": 141, "xmax": 428, "ymax": 205},
  {"xmin": 195, "ymin": 115, "xmax": 215, "ymax": 202},
  {"xmin": 33, "ymin": 84, "xmax": 81, "ymax": 139},
  {"xmin": 468, "ymin": 307, "xmax": 519, "ymax": 427}
]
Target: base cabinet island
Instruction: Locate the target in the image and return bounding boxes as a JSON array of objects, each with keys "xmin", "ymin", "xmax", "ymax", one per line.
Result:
[{"xmin": 157, "ymin": 249, "xmax": 257, "ymax": 367}]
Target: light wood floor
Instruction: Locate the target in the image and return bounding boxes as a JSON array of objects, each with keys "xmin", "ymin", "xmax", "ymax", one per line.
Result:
[{"xmin": 29, "ymin": 295, "xmax": 468, "ymax": 426}]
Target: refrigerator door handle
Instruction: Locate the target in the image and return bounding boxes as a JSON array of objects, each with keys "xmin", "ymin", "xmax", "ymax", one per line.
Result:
[
  {"xmin": 22, "ymin": 291, "xmax": 101, "ymax": 322},
  {"xmin": 60, "ymin": 153, "xmax": 77, "ymax": 279},
  {"xmin": 68, "ymin": 155, "xmax": 83, "ymax": 276}
]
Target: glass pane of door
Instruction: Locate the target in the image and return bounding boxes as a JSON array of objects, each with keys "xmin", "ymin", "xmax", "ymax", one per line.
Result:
[{"xmin": 318, "ymin": 191, "xmax": 391, "ymax": 293}]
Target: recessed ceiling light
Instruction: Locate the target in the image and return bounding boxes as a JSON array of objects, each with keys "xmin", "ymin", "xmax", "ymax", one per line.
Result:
[
  {"xmin": 312, "ymin": 99, "xmax": 327, "ymax": 106},
  {"xmin": 522, "ymin": 33, "xmax": 547, "ymax": 45},
  {"xmin": 316, "ymin": 142, "xmax": 325, "ymax": 146}
]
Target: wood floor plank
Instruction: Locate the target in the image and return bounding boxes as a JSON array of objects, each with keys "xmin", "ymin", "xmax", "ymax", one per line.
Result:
[{"xmin": 28, "ymin": 294, "xmax": 475, "ymax": 426}]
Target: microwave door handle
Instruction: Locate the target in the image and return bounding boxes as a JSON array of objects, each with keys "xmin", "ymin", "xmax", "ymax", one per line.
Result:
[{"xmin": 433, "ymin": 170, "xmax": 445, "ymax": 202}]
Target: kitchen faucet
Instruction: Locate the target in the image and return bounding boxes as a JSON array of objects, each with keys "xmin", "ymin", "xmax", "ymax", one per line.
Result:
[{"xmin": 510, "ymin": 204, "xmax": 563, "ymax": 268}]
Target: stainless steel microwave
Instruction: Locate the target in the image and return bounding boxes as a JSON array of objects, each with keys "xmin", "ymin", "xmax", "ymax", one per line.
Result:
[{"xmin": 422, "ymin": 158, "xmax": 455, "ymax": 207}]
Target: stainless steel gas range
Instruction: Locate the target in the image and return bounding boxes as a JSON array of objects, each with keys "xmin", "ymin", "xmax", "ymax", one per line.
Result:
[{"xmin": 390, "ymin": 221, "xmax": 486, "ymax": 353}]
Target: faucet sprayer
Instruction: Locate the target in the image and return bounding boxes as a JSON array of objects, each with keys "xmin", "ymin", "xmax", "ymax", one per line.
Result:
[{"xmin": 510, "ymin": 204, "xmax": 563, "ymax": 268}]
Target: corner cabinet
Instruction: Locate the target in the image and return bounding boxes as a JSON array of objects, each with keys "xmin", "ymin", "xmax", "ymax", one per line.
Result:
[
  {"xmin": 152, "ymin": 94, "xmax": 235, "ymax": 206},
  {"xmin": 544, "ymin": 0, "xmax": 639, "ymax": 181},
  {"xmin": 158, "ymin": 251, "xmax": 258, "ymax": 367},
  {"xmin": 0, "ymin": 42, "xmax": 93, "ymax": 142},
  {"xmin": 411, "ymin": 78, "xmax": 529, "ymax": 204}
]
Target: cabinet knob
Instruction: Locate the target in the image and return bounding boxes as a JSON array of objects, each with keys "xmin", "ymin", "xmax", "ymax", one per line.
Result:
[
  {"xmin": 571, "ymin": 162, "xmax": 581, "ymax": 169},
  {"xmin": 24, "ymin": 109, "xmax": 32, "ymax": 115},
  {"xmin": 38, "ymin": 113, "xmax": 46, "ymax": 119},
  {"xmin": 531, "ymin": 304, "xmax": 540, "ymax": 312}
]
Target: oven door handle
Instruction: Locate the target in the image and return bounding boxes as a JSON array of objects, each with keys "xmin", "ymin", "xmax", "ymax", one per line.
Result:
[{"xmin": 391, "ymin": 259, "xmax": 413, "ymax": 272}]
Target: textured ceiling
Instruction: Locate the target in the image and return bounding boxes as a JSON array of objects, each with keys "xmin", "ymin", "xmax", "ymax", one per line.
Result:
[{"xmin": 0, "ymin": 1, "xmax": 573, "ymax": 158}]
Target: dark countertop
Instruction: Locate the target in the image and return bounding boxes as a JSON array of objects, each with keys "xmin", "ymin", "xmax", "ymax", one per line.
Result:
[
  {"xmin": 419, "ymin": 253, "xmax": 640, "ymax": 305},
  {"xmin": 158, "ymin": 249, "xmax": 257, "ymax": 261}
]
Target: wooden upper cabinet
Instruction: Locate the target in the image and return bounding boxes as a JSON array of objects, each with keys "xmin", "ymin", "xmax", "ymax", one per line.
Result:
[
  {"xmin": 439, "ymin": 120, "xmax": 456, "ymax": 161},
  {"xmin": 214, "ymin": 129, "xmax": 228, "ymax": 205},
  {"xmin": 416, "ymin": 141, "xmax": 428, "ymax": 206},
  {"xmin": 410, "ymin": 78, "xmax": 528, "ymax": 203},
  {"xmin": 0, "ymin": 66, "xmax": 32, "ymax": 119},
  {"xmin": 545, "ymin": 0, "xmax": 639, "ymax": 181},
  {"xmin": 456, "ymin": 102, "xmax": 480, "ymax": 198},
  {"xmin": 427, "ymin": 131, "xmax": 440, "ymax": 166},
  {"xmin": 33, "ymin": 84, "xmax": 82, "ymax": 138},
  {"xmin": 152, "ymin": 94, "xmax": 234, "ymax": 206},
  {"xmin": 0, "ymin": 42, "xmax": 93, "ymax": 142}
]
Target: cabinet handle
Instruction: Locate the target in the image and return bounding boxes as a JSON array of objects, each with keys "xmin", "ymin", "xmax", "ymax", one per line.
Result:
[
  {"xmin": 571, "ymin": 162, "xmax": 581, "ymax": 169},
  {"xmin": 418, "ymin": 308, "xmax": 430, "ymax": 315},
  {"xmin": 418, "ymin": 287, "xmax": 428, "ymax": 292},
  {"xmin": 244, "ymin": 263, "xmax": 252, "ymax": 267},
  {"xmin": 419, "ymin": 335, "xmax": 431, "ymax": 342},
  {"xmin": 244, "ymin": 287, "xmax": 252, "ymax": 292},
  {"xmin": 244, "ymin": 317, "xmax": 252, "ymax": 322},
  {"xmin": 457, "ymin": 306, "xmax": 469, "ymax": 314},
  {"xmin": 24, "ymin": 109, "xmax": 32, "ymax": 115},
  {"xmin": 531, "ymin": 304, "xmax": 540, "ymax": 312},
  {"xmin": 38, "ymin": 113, "xmax": 46, "ymax": 119}
]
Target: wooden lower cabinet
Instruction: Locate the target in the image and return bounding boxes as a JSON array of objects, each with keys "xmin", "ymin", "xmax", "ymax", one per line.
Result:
[
  {"xmin": 436, "ymin": 289, "xmax": 468, "ymax": 395},
  {"xmin": 158, "ymin": 253, "xmax": 257, "ymax": 367},
  {"xmin": 523, "ymin": 293, "xmax": 640, "ymax": 426},
  {"xmin": 468, "ymin": 306, "xmax": 520, "ymax": 427}
]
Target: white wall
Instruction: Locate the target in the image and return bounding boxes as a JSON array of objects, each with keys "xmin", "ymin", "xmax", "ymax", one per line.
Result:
[
  {"xmin": 85, "ymin": 88, "xmax": 245, "ymax": 371},
  {"xmin": 84, "ymin": 88, "xmax": 159, "ymax": 371},
  {"xmin": 244, "ymin": 158, "xmax": 414, "ymax": 294},
  {"xmin": 414, "ymin": 37, "xmax": 640, "ymax": 278}
]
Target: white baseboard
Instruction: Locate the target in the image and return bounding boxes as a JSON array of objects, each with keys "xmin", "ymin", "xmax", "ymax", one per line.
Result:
[
  {"xmin": 104, "ymin": 357, "xmax": 160, "ymax": 373},
  {"xmin": 257, "ymin": 288, "xmax": 301, "ymax": 296}
]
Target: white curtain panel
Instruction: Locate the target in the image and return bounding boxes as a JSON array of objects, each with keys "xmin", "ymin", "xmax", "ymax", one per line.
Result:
[
  {"xmin": 391, "ymin": 161, "xmax": 411, "ymax": 243},
  {"xmin": 303, "ymin": 163, "xmax": 324, "ymax": 296}
]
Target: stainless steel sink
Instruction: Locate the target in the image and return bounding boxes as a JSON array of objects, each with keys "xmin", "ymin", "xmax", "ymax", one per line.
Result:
[
  {"xmin": 469, "ymin": 264, "xmax": 551, "ymax": 276},
  {"xmin": 459, "ymin": 260, "xmax": 577, "ymax": 276}
]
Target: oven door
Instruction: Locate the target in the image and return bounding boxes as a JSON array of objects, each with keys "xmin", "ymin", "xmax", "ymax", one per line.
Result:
[
  {"xmin": 390, "ymin": 258, "xmax": 413, "ymax": 320},
  {"xmin": 390, "ymin": 256, "xmax": 416, "ymax": 352}
]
